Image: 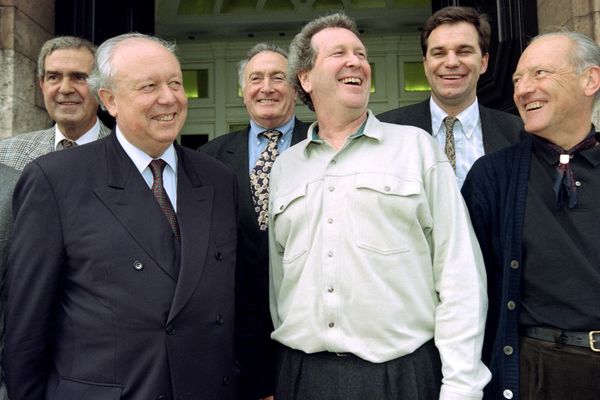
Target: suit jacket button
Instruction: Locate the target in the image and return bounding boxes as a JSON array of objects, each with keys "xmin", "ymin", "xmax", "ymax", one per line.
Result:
[
  {"xmin": 216, "ymin": 314, "xmax": 224, "ymax": 325},
  {"xmin": 166, "ymin": 325, "xmax": 175, "ymax": 335},
  {"xmin": 215, "ymin": 251, "xmax": 223, "ymax": 261},
  {"xmin": 132, "ymin": 260, "xmax": 144, "ymax": 270},
  {"xmin": 222, "ymin": 376, "xmax": 230, "ymax": 385}
]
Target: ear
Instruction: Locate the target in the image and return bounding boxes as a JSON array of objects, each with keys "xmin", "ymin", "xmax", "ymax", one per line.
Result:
[
  {"xmin": 298, "ymin": 70, "xmax": 312, "ymax": 94},
  {"xmin": 39, "ymin": 78, "xmax": 44, "ymax": 90},
  {"xmin": 98, "ymin": 88, "xmax": 118, "ymax": 118},
  {"xmin": 480, "ymin": 52, "xmax": 489, "ymax": 74},
  {"xmin": 582, "ymin": 65, "xmax": 600, "ymax": 98}
]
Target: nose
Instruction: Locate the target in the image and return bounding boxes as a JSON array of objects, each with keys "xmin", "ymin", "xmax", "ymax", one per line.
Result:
[
  {"xmin": 514, "ymin": 74, "xmax": 535, "ymax": 99},
  {"xmin": 58, "ymin": 77, "xmax": 74, "ymax": 94},
  {"xmin": 444, "ymin": 51, "xmax": 460, "ymax": 67},
  {"xmin": 260, "ymin": 77, "xmax": 274, "ymax": 93},
  {"xmin": 157, "ymin": 83, "xmax": 177, "ymax": 104},
  {"xmin": 346, "ymin": 52, "xmax": 362, "ymax": 67}
]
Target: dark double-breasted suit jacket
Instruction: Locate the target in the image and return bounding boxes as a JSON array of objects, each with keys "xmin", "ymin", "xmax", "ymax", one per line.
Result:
[
  {"xmin": 4, "ymin": 133, "xmax": 240, "ymax": 400},
  {"xmin": 200, "ymin": 118, "xmax": 310, "ymax": 399},
  {"xmin": 377, "ymin": 99, "xmax": 523, "ymax": 154}
]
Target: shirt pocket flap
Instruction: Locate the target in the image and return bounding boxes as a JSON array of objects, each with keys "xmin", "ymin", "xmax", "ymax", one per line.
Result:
[
  {"xmin": 272, "ymin": 184, "xmax": 308, "ymax": 217},
  {"xmin": 354, "ymin": 173, "xmax": 421, "ymax": 197}
]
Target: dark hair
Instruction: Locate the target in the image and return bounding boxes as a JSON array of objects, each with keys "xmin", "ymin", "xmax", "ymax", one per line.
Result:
[
  {"xmin": 37, "ymin": 36, "xmax": 96, "ymax": 78},
  {"xmin": 420, "ymin": 6, "xmax": 491, "ymax": 57},
  {"xmin": 288, "ymin": 12, "xmax": 359, "ymax": 111}
]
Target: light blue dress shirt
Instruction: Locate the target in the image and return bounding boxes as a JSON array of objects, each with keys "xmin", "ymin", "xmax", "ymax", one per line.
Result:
[
  {"xmin": 430, "ymin": 98, "xmax": 484, "ymax": 188},
  {"xmin": 247, "ymin": 117, "xmax": 296, "ymax": 173}
]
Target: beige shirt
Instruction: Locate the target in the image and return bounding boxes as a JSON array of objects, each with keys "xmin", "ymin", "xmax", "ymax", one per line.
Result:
[{"xmin": 269, "ymin": 111, "xmax": 490, "ymax": 400}]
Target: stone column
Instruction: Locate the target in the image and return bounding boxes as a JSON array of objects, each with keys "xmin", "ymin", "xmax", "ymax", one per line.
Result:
[
  {"xmin": 537, "ymin": 0, "xmax": 600, "ymax": 125},
  {"xmin": 0, "ymin": 0, "xmax": 54, "ymax": 139}
]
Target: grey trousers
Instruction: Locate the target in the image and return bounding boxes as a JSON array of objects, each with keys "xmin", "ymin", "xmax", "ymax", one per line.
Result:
[
  {"xmin": 275, "ymin": 340, "xmax": 441, "ymax": 400},
  {"xmin": 520, "ymin": 336, "xmax": 600, "ymax": 400}
]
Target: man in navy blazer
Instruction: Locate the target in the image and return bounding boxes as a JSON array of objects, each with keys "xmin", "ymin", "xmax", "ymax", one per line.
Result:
[
  {"xmin": 200, "ymin": 43, "xmax": 309, "ymax": 400},
  {"xmin": 4, "ymin": 33, "xmax": 239, "ymax": 400},
  {"xmin": 378, "ymin": 6, "xmax": 522, "ymax": 187}
]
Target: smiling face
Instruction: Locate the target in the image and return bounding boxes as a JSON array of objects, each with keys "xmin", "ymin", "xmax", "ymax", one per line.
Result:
[
  {"xmin": 423, "ymin": 21, "xmax": 488, "ymax": 115},
  {"xmin": 99, "ymin": 38, "xmax": 187, "ymax": 158},
  {"xmin": 40, "ymin": 48, "xmax": 98, "ymax": 139},
  {"xmin": 242, "ymin": 51, "xmax": 296, "ymax": 129},
  {"xmin": 512, "ymin": 35, "xmax": 599, "ymax": 146},
  {"xmin": 299, "ymin": 27, "xmax": 371, "ymax": 118}
]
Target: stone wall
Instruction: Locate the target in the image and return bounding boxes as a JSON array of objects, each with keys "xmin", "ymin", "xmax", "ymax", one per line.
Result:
[{"xmin": 0, "ymin": 0, "xmax": 54, "ymax": 139}]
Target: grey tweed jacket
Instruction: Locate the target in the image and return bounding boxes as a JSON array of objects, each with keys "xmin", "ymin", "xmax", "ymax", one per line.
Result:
[
  {"xmin": 0, "ymin": 163, "xmax": 19, "ymax": 400},
  {"xmin": 0, "ymin": 120, "xmax": 112, "ymax": 171}
]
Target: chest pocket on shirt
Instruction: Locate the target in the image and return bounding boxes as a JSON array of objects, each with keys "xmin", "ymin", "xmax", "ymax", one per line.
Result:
[
  {"xmin": 353, "ymin": 174, "xmax": 421, "ymax": 255},
  {"xmin": 272, "ymin": 184, "xmax": 309, "ymax": 264}
]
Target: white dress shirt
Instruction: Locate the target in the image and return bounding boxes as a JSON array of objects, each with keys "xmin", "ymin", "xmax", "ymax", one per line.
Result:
[
  {"xmin": 269, "ymin": 111, "xmax": 490, "ymax": 400},
  {"xmin": 54, "ymin": 118, "xmax": 102, "ymax": 149},
  {"xmin": 430, "ymin": 98, "xmax": 484, "ymax": 188},
  {"xmin": 115, "ymin": 127, "xmax": 178, "ymax": 210}
]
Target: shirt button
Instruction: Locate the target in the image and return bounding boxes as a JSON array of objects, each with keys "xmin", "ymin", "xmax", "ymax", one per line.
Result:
[
  {"xmin": 327, "ymin": 218, "xmax": 333, "ymax": 224},
  {"xmin": 279, "ymin": 205, "xmax": 284, "ymax": 210},
  {"xmin": 327, "ymin": 286, "xmax": 334, "ymax": 293},
  {"xmin": 327, "ymin": 250, "xmax": 334, "ymax": 257},
  {"xmin": 132, "ymin": 260, "xmax": 144, "ymax": 271},
  {"xmin": 503, "ymin": 389, "xmax": 514, "ymax": 399},
  {"xmin": 507, "ymin": 300, "xmax": 516, "ymax": 310},
  {"xmin": 331, "ymin": 159, "xmax": 337, "ymax": 165},
  {"xmin": 575, "ymin": 181, "xmax": 582, "ymax": 187},
  {"xmin": 384, "ymin": 185, "xmax": 390, "ymax": 192},
  {"xmin": 510, "ymin": 260, "xmax": 519, "ymax": 269},
  {"xmin": 328, "ymin": 322, "xmax": 335, "ymax": 328},
  {"xmin": 503, "ymin": 345, "xmax": 513, "ymax": 355},
  {"xmin": 329, "ymin": 186, "xmax": 335, "ymax": 192}
]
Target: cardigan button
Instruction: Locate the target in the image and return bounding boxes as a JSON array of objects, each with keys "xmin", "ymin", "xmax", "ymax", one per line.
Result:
[
  {"xmin": 507, "ymin": 300, "xmax": 516, "ymax": 310},
  {"xmin": 510, "ymin": 260, "xmax": 519, "ymax": 269},
  {"xmin": 503, "ymin": 345, "xmax": 514, "ymax": 355},
  {"xmin": 503, "ymin": 389, "xmax": 514, "ymax": 399}
]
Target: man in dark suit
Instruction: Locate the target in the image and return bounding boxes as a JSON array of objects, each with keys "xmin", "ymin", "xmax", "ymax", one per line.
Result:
[
  {"xmin": 200, "ymin": 43, "xmax": 309, "ymax": 400},
  {"xmin": 4, "ymin": 33, "xmax": 239, "ymax": 400},
  {"xmin": 0, "ymin": 163, "xmax": 18, "ymax": 400},
  {"xmin": 378, "ymin": 6, "xmax": 522, "ymax": 187}
]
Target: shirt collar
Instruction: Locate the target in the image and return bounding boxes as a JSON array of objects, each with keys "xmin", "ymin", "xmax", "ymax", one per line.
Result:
[
  {"xmin": 533, "ymin": 127, "xmax": 600, "ymax": 167},
  {"xmin": 115, "ymin": 126, "xmax": 177, "ymax": 174},
  {"xmin": 303, "ymin": 110, "xmax": 377, "ymax": 152},
  {"xmin": 249, "ymin": 116, "xmax": 295, "ymax": 140},
  {"xmin": 54, "ymin": 118, "xmax": 101, "ymax": 149},
  {"xmin": 430, "ymin": 97, "xmax": 479, "ymax": 139}
]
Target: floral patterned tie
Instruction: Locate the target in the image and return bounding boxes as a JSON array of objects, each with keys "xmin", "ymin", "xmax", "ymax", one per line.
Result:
[
  {"xmin": 149, "ymin": 159, "xmax": 180, "ymax": 240},
  {"xmin": 250, "ymin": 130, "xmax": 282, "ymax": 231},
  {"xmin": 443, "ymin": 116, "xmax": 457, "ymax": 170}
]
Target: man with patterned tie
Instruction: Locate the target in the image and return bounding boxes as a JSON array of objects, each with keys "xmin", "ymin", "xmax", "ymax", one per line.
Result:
[
  {"xmin": 0, "ymin": 36, "xmax": 111, "ymax": 171},
  {"xmin": 200, "ymin": 43, "xmax": 309, "ymax": 400},
  {"xmin": 462, "ymin": 31, "xmax": 600, "ymax": 400},
  {"xmin": 4, "ymin": 33, "xmax": 240, "ymax": 400},
  {"xmin": 269, "ymin": 12, "xmax": 490, "ymax": 400},
  {"xmin": 378, "ymin": 6, "xmax": 523, "ymax": 187}
]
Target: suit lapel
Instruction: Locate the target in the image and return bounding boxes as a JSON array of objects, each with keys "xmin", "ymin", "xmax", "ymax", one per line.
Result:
[
  {"xmin": 167, "ymin": 146, "xmax": 213, "ymax": 324},
  {"xmin": 479, "ymin": 105, "xmax": 511, "ymax": 154},
  {"xmin": 93, "ymin": 134, "xmax": 180, "ymax": 281}
]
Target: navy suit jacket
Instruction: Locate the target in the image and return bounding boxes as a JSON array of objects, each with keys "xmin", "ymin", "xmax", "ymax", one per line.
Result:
[
  {"xmin": 377, "ymin": 99, "xmax": 523, "ymax": 154},
  {"xmin": 5, "ymin": 133, "xmax": 239, "ymax": 400},
  {"xmin": 200, "ymin": 118, "xmax": 310, "ymax": 399}
]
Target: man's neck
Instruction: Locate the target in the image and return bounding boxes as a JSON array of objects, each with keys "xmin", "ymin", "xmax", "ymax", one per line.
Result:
[
  {"xmin": 431, "ymin": 95, "xmax": 475, "ymax": 118},
  {"xmin": 58, "ymin": 118, "xmax": 97, "ymax": 141},
  {"xmin": 316, "ymin": 110, "xmax": 368, "ymax": 150}
]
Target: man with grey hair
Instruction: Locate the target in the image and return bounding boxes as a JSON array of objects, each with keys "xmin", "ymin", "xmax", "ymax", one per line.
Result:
[
  {"xmin": 201, "ymin": 42, "xmax": 309, "ymax": 400},
  {"xmin": 270, "ymin": 12, "xmax": 490, "ymax": 400},
  {"xmin": 463, "ymin": 31, "xmax": 600, "ymax": 400},
  {"xmin": 4, "ymin": 33, "xmax": 240, "ymax": 399},
  {"xmin": 0, "ymin": 36, "xmax": 111, "ymax": 171}
]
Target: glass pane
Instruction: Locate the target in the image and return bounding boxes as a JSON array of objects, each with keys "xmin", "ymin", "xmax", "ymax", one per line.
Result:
[
  {"xmin": 404, "ymin": 62, "xmax": 430, "ymax": 92},
  {"xmin": 178, "ymin": 0, "xmax": 212, "ymax": 15},
  {"xmin": 183, "ymin": 69, "xmax": 209, "ymax": 99}
]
